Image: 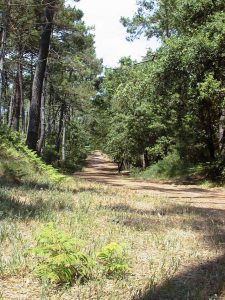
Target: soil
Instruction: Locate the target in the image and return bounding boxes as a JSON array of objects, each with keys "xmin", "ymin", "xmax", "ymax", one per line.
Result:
[{"xmin": 75, "ymin": 151, "xmax": 225, "ymax": 209}]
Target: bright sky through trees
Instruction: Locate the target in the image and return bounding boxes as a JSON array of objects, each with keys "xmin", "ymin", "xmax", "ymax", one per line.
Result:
[{"xmin": 70, "ymin": 0, "xmax": 159, "ymax": 67}]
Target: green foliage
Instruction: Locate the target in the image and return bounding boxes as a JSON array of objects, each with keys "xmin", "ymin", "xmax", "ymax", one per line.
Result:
[
  {"xmin": 134, "ymin": 151, "xmax": 185, "ymax": 179},
  {"xmin": 0, "ymin": 0, "xmax": 102, "ymax": 171},
  {"xmin": 0, "ymin": 124, "xmax": 65, "ymax": 183},
  {"xmin": 92, "ymin": 0, "xmax": 225, "ymax": 180},
  {"xmin": 121, "ymin": 0, "xmax": 225, "ymax": 40},
  {"xmin": 0, "ymin": 160, "xmax": 28, "ymax": 183},
  {"xmin": 133, "ymin": 150, "xmax": 208, "ymax": 180},
  {"xmin": 97, "ymin": 242, "xmax": 129, "ymax": 278},
  {"xmin": 31, "ymin": 223, "xmax": 93, "ymax": 284},
  {"xmin": 31, "ymin": 224, "xmax": 130, "ymax": 284},
  {"xmin": 63, "ymin": 118, "xmax": 90, "ymax": 172}
]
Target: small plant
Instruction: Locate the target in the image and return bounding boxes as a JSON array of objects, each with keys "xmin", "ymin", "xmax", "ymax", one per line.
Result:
[
  {"xmin": 31, "ymin": 223, "xmax": 92, "ymax": 284},
  {"xmin": 97, "ymin": 242, "xmax": 129, "ymax": 278}
]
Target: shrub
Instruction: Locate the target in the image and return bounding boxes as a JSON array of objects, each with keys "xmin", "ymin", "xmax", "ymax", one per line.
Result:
[
  {"xmin": 31, "ymin": 223, "xmax": 92, "ymax": 284},
  {"xmin": 133, "ymin": 150, "xmax": 190, "ymax": 179},
  {"xmin": 97, "ymin": 242, "xmax": 129, "ymax": 278},
  {"xmin": 0, "ymin": 124, "xmax": 65, "ymax": 183}
]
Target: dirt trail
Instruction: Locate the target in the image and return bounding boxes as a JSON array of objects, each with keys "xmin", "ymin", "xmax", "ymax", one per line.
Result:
[{"xmin": 75, "ymin": 151, "xmax": 225, "ymax": 209}]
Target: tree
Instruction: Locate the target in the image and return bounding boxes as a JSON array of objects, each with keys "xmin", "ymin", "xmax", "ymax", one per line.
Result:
[
  {"xmin": 0, "ymin": 0, "xmax": 101, "ymax": 170},
  {"xmin": 26, "ymin": 0, "xmax": 56, "ymax": 150},
  {"xmin": 92, "ymin": 0, "xmax": 225, "ymax": 178}
]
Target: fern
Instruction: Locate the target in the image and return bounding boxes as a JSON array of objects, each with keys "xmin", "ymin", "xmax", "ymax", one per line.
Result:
[
  {"xmin": 31, "ymin": 223, "xmax": 93, "ymax": 284},
  {"xmin": 97, "ymin": 242, "xmax": 129, "ymax": 278},
  {"xmin": 0, "ymin": 124, "xmax": 65, "ymax": 183}
]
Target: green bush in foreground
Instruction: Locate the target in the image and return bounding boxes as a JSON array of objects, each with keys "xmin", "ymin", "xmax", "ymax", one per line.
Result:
[
  {"xmin": 97, "ymin": 242, "xmax": 129, "ymax": 278},
  {"xmin": 31, "ymin": 224, "xmax": 130, "ymax": 285},
  {"xmin": 32, "ymin": 223, "xmax": 92, "ymax": 284}
]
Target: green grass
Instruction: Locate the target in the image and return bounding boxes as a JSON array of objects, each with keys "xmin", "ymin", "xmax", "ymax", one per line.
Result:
[
  {"xmin": 1, "ymin": 131, "xmax": 225, "ymax": 299},
  {"xmin": 131, "ymin": 151, "xmax": 209, "ymax": 184}
]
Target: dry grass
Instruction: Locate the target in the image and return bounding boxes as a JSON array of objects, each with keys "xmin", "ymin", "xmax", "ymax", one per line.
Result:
[{"xmin": 1, "ymin": 172, "xmax": 225, "ymax": 299}]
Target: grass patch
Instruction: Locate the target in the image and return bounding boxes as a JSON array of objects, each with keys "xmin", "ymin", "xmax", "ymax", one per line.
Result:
[
  {"xmin": 131, "ymin": 151, "xmax": 210, "ymax": 185},
  {"xmin": 1, "ymin": 133, "xmax": 225, "ymax": 298},
  {"xmin": 1, "ymin": 175, "xmax": 225, "ymax": 299}
]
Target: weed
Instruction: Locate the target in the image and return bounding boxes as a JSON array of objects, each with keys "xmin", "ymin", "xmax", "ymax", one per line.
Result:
[
  {"xmin": 31, "ymin": 223, "xmax": 93, "ymax": 284},
  {"xmin": 97, "ymin": 242, "xmax": 129, "ymax": 278}
]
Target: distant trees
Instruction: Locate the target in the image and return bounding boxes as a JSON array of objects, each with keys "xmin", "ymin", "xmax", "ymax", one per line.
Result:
[{"xmin": 93, "ymin": 0, "xmax": 225, "ymax": 177}]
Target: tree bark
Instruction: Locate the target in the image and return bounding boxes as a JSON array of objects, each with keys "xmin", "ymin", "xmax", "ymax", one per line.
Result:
[
  {"xmin": 18, "ymin": 62, "xmax": 25, "ymax": 135},
  {"xmin": 7, "ymin": 92, "xmax": 13, "ymax": 127},
  {"xmin": 26, "ymin": 0, "xmax": 54, "ymax": 151},
  {"xmin": 219, "ymin": 109, "xmax": 225, "ymax": 153},
  {"xmin": 0, "ymin": 5, "xmax": 7, "ymax": 121},
  {"xmin": 37, "ymin": 77, "xmax": 47, "ymax": 155},
  {"xmin": 62, "ymin": 118, "xmax": 66, "ymax": 162},
  {"xmin": 56, "ymin": 102, "xmax": 65, "ymax": 153},
  {"xmin": 142, "ymin": 153, "xmax": 146, "ymax": 169},
  {"xmin": 11, "ymin": 68, "xmax": 21, "ymax": 131}
]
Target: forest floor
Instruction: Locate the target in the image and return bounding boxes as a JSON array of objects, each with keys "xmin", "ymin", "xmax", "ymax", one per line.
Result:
[
  {"xmin": 76, "ymin": 151, "xmax": 225, "ymax": 210},
  {"xmin": 2, "ymin": 150, "xmax": 225, "ymax": 299}
]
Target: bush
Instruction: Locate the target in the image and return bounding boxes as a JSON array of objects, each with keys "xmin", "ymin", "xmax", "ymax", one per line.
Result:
[
  {"xmin": 97, "ymin": 242, "xmax": 129, "ymax": 278},
  {"xmin": 31, "ymin": 224, "xmax": 130, "ymax": 284},
  {"xmin": 0, "ymin": 124, "xmax": 64, "ymax": 183},
  {"xmin": 133, "ymin": 150, "xmax": 191, "ymax": 179},
  {"xmin": 31, "ymin": 223, "xmax": 93, "ymax": 284}
]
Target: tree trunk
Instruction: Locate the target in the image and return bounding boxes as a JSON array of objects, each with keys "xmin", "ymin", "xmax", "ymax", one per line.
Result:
[
  {"xmin": 46, "ymin": 83, "xmax": 53, "ymax": 134},
  {"xmin": 207, "ymin": 137, "xmax": 215, "ymax": 161},
  {"xmin": 118, "ymin": 159, "xmax": 124, "ymax": 173},
  {"xmin": 7, "ymin": 92, "xmax": 13, "ymax": 127},
  {"xmin": 219, "ymin": 109, "xmax": 225, "ymax": 153},
  {"xmin": 0, "ymin": 6, "xmax": 7, "ymax": 121},
  {"xmin": 4, "ymin": 71, "xmax": 9, "ymax": 124},
  {"xmin": 26, "ymin": 0, "xmax": 54, "ymax": 151},
  {"xmin": 142, "ymin": 153, "xmax": 146, "ymax": 169},
  {"xmin": 37, "ymin": 77, "xmax": 47, "ymax": 155},
  {"xmin": 56, "ymin": 102, "xmax": 65, "ymax": 153},
  {"xmin": 18, "ymin": 62, "xmax": 25, "ymax": 136},
  {"xmin": 62, "ymin": 118, "xmax": 66, "ymax": 162},
  {"xmin": 11, "ymin": 69, "xmax": 21, "ymax": 131}
]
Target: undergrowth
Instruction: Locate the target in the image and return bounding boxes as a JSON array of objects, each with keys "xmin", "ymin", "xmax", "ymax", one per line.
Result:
[
  {"xmin": 31, "ymin": 224, "xmax": 129, "ymax": 285},
  {"xmin": 31, "ymin": 223, "xmax": 93, "ymax": 284},
  {"xmin": 0, "ymin": 124, "xmax": 65, "ymax": 184},
  {"xmin": 132, "ymin": 151, "xmax": 206, "ymax": 182}
]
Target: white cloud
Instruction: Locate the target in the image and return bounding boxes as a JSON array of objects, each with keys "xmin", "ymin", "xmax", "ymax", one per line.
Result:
[{"xmin": 68, "ymin": 0, "xmax": 160, "ymax": 67}]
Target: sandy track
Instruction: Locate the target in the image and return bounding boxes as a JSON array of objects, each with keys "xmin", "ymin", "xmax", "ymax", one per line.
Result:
[{"xmin": 75, "ymin": 151, "xmax": 225, "ymax": 209}]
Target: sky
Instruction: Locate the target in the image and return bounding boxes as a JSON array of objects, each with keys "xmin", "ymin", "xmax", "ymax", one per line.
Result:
[{"xmin": 68, "ymin": 0, "xmax": 159, "ymax": 67}]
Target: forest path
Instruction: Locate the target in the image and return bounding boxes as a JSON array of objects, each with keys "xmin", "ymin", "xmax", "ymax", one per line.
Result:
[{"xmin": 75, "ymin": 151, "xmax": 225, "ymax": 209}]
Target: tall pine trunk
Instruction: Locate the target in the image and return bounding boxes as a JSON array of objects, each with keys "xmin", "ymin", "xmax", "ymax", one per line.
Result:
[
  {"xmin": 26, "ymin": 0, "xmax": 54, "ymax": 151},
  {"xmin": 37, "ymin": 77, "xmax": 47, "ymax": 155},
  {"xmin": 62, "ymin": 118, "xmax": 66, "ymax": 162},
  {"xmin": 10, "ymin": 68, "xmax": 21, "ymax": 130},
  {"xmin": 0, "ymin": 5, "xmax": 7, "ymax": 121},
  {"xmin": 56, "ymin": 102, "xmax": 65, "ymax": 153}
]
